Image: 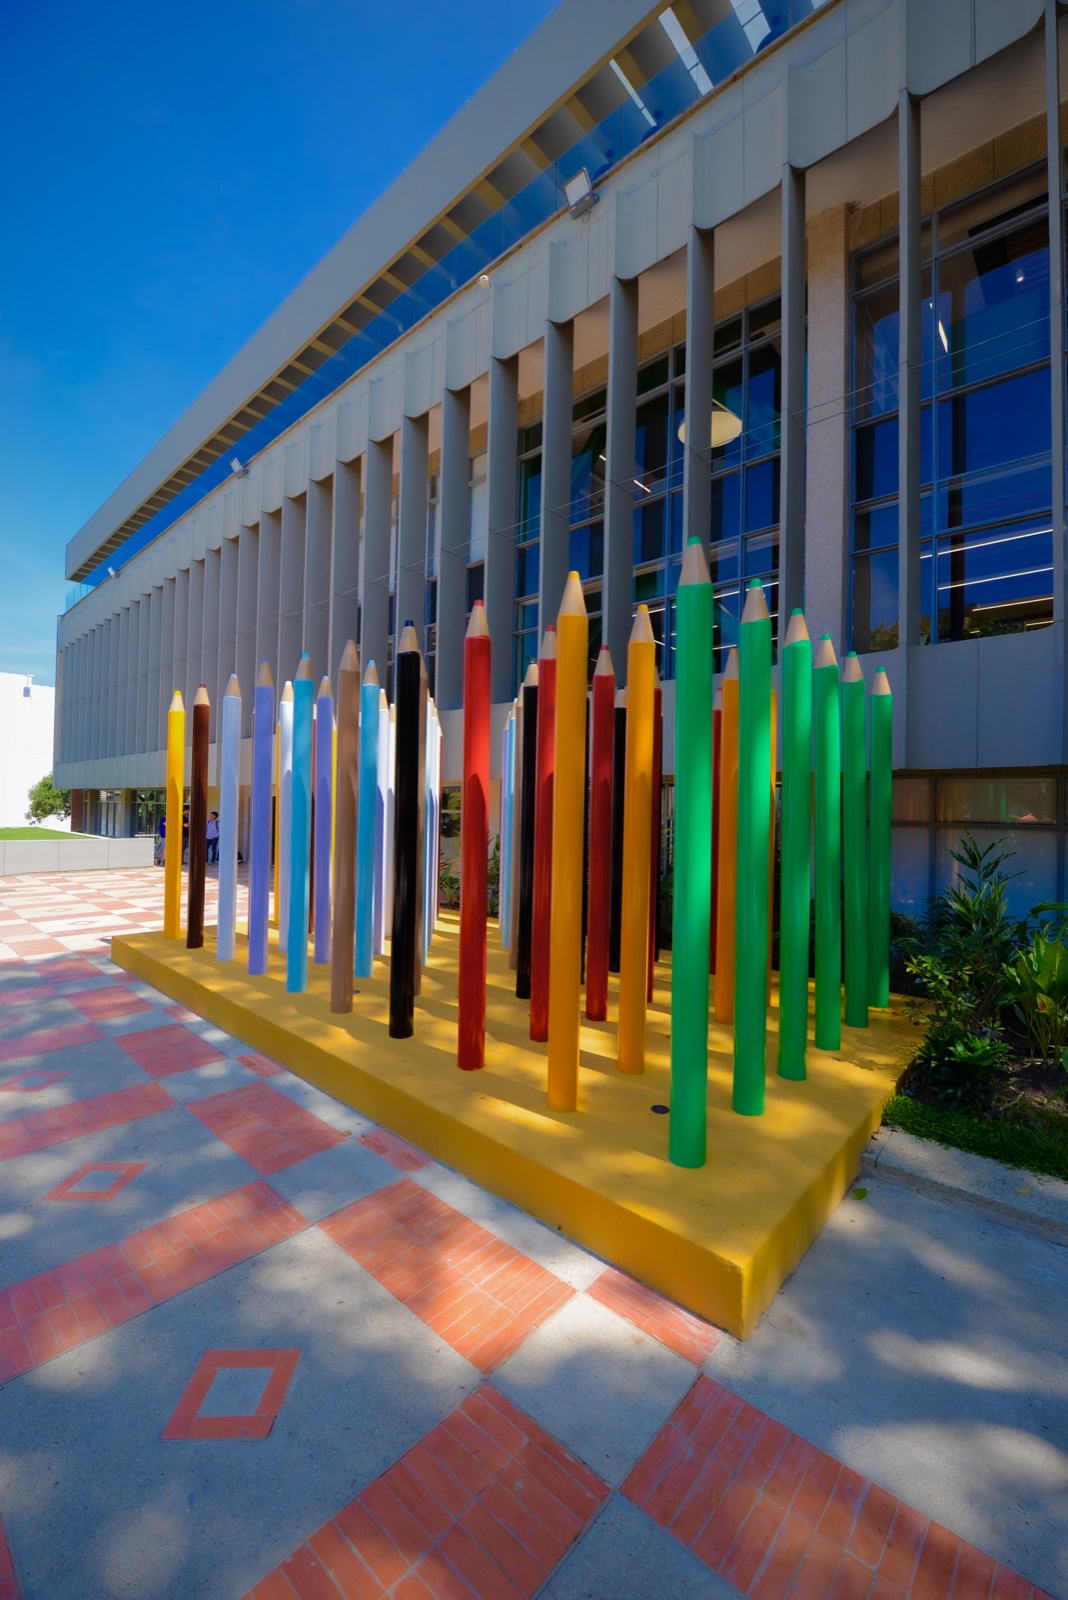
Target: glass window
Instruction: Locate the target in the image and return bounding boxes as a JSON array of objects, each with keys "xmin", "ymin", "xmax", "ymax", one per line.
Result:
[
  {"xmin": 935, "ymin": 777, "xmax": 1057, "ymax": 825},
  {"xmin": 936, "ymin": 368, "xmax": 1051, "ymax": 479},
  {"xmin": 516, "ymin": 542, "xmax": 539, "ymax": 599},
  {"xmin": 466, "ymin": 563, "xmax": 484, "ymax": 612},
  {"xmin": 711, "ymin": 472, "xmax": 741, "ymax": 544},
  {"xmin": 745, "ymin": 459, "xmax": 780, "ymax": 532},
  {"xmin": 934, "ymin": 825, "xmax": 1057, "ymax": 918},
  {"xmin": 569, "ymin": 519, "xmax": 604, "ymax": 581},
  {"xmin": 518, "ymin": 456, "xmax": 541, "ymax": 541},
  {"xmin": 937, "ymin": 166, "xmax": 1047, "ymax": 251},
  {"xmin": 936, "ymin": 518, "xmax": 1053, "ymax": 641},
  {"xmin": 852, "ymin": 548, "xmax": 899, "ymax": 653},
  {"xmin": 635, "ymin": 394, "xmax": 670, "ymax": 493},
  {"xmin": 892, "ymin": 777, "xmax": 932, "ymax": 823},
  {"xmin": 935, "ymin": 218, "xmax": 1049, "ymax": 390},
  {"xmin": 854, "ymin": 285, "xmax": 899, "ymax": 420}
]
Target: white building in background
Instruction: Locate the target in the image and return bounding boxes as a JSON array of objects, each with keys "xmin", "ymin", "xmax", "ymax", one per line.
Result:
[{"xmin": 0, "ymin": 675, "xmax": 61, "ymax": 829}]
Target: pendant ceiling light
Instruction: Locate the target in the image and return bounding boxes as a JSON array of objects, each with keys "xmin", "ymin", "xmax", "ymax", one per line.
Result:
[{"xmin": 677, "ymin": 399, "xmax": 743, "ymax": 449}]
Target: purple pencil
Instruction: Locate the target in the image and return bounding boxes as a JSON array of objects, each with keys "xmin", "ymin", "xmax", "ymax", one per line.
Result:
[
  {"xmin": 249, "ymin": 661, "xmax": 275, "ymax": 975},
  {"xmin": 314, "ymin": 675, "xmax": 334, "ymax": 965}
]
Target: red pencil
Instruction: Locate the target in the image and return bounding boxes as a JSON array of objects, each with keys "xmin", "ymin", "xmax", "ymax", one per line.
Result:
[
  {"xmin": 529, "ymin": 626, "xmax": 557, "ymax": 1042},
  {"xmin": 458, "ymin": 602, "xmax": 491, "ymax": 1070},
  {"xmin": 710, "ymin": 684, "xmax": 722, "ymax": 973},
  {"xmin": 586, "ymin": 646, "xmax": 615, "ymax": 1020},
  {"xmin": 648, "ymin": 676, "xmax": 662, "ymax": 1002}
]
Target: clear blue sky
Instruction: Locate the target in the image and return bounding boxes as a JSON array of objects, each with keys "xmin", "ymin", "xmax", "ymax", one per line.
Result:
[{"xmin": 0, "ymin": 0, "xmax": 557, "ymax": 685}]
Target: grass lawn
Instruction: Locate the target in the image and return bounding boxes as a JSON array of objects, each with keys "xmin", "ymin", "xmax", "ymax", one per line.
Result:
[
  {"xmin": 883, "ymin": 1093, "xmax": 1068, "ymax": 1183},
  {"xmin": 0, "ymin": 828, "xmax": 90, "ymax": 840}
]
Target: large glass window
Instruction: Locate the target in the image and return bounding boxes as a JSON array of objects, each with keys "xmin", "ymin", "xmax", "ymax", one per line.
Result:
[
  {"xmin": 850, "ymin": 166, "xmax": 1052, "ymax": 650},
  {"xmin": 631, "ymin": 350, "xmax": 685, "ymax": 678}
]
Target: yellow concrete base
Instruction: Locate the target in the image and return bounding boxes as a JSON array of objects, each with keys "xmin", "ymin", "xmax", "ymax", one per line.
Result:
[{"xmin": 112, "ymin": 917, "xmax": 915, "ymax": 1338}]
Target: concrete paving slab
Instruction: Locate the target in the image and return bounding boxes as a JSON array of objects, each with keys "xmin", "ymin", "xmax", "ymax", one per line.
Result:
[
  {"xmin": 0, "ymin": 1105, "xmax": 258, "ymax": 1285},
  {"xmin": 0, "ymin": 997, "xmax": 80, "ymax": 1041},
  {"xmin": 541, "ymin": 1494, "xmax": 737, "ymax": 1600},
  {"xmin": 94, "ymin": 1006, "xmax": 177, "ymax": 1039},
  {"xmin": 175, "ymin": 1017, "xmax": 253, "ymax": 1059},
  {"xmin": 160, "ymin": 1058, "xmax": 266, "ymax": 1103},
  {"xmin": 413, "ymin": 1161, "xmax": 607, "ymax": 1291},
  {"xmin": 862, "ymin": 1125, "xmax": 1068, "ymax": 1244},
  {"xmin": 267, "ymin": 1070, "xmax": 377, "ymax": 1136},
  {"xmin": 0, "ymin": 1037, "xmax": 155, "ymax": 1111},
  {"xmin": 0, "ymin": 1226, "xmax": 478, "ymax": 1600},
  {"xmin": 493, "ymin": 1292, "xmax": 696, "ymax": 1487},
  {"xmin": 120, "ymin": 979, "xmax": 173, "ymax": 1007},
  {"xmin": 706, "ymin": 1176, "xmax": 1068, "ymax": 1598},
  {"xmin": 265, "ymin": 1134, "xmax": 400, "ymax": 1223}
]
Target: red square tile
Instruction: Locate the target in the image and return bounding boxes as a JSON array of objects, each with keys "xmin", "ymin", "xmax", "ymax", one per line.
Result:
[
  {"xmin": 162, "ymin": 1348, "xmax": 300, "ymax": 1440},
  {"xmin": 67, "ymin": 987, "xmax": 152, "ymax": 1022},
  {"xmin": 239, "ymin": 1051, "xmax": 287, "ymax": 1080},
  {"xmin": 115, "ymin": 1024, "xmax": 224, "ymax": 1078},
  {"xmin": 44, "ymin": 1161, "xmax": 146, "ymax": 1203},
  {"xmin": 189, "ymin": 1083, "xmax": 349, "ymax": 1175},
  {"xmin": 359, "ymin": 1127, "xmax": 434, "ymax": 1173}
]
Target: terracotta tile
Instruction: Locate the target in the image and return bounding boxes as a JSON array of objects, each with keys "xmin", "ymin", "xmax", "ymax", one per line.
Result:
[
  {"xmin": 742, "ymin": 1418, "xmax": 792, "ymax": 1491},
  {"xmin": 410, "ymin": 1549, "xmax": 475, "ymax": 1600},
  {"xmin": 950, "ymin": 1544, "xmax": 997, "ymax": 1600},
  {"xmin": 280, "ymin": 1544, "xmax": 346, "ymax": 1600},
  {"xmin": 751, "ymin": 1513, "xmax": 815, "ymax": 1600},
  {"xmin": 717, "ymin": 1402, "xmax": 768, "ymax": 1472},
  {"xmin": 334, "ymin": 1502, "xmax": 408, "ymax": 1590},
  {"xmin": 189, "ymin": 1083, "xmax": 348, "ymax": 1174},
  {"xmin": 672, "ymin": 1376, "xmax": 722, "ymax": 1437},
  {"xmin": 787, "ymin": 1532, "xmax": 847, "ymax": 1600},
  {"xmin": 359, "ymin": 1127, "xmax": 433, "ymax": 1172},
  {"xmin": 247, "ymin": 1576, "xmax": 300, "ymax": 1600},
  {"xmin": 461, "ymin": 1501, "xmax": 545, "ymax": 1592},
  {"xmin": 438, "ymin": 1523, "xmax": 524, "ymax": 1600},
  {"xmin": 360, "ymin": 1482, "xmax": 436, "ymax": 1567},
  {"xmin": 692, "ymin": 1386, "xmax": 746, "ymax": 1454},
  {"xmin": 878, "ymin": 1504, "xmax": 929, "ymax": 1594},
  {"xmin": 669, "ymin": 1451, "xmax": 733, "ymax": 1547},
  {"xmin": 766, "ymin": 1435, "xmax": 820, "ymax": 1512},
  {"xmin": 693, "ymin": 1477, "xmax": 759, "ymax": 1573},
  {"xmin": 848, "ymin": 1485, "xmax": 898, "ymax": 1568},
  {"xmin": 990, "ymin": 1567, "xmax": 1034, "ymax": 1600},
  {"xmin": 829, "ymin": 1550, "xmax": 877, "ymax": 1600},
  {"xmin": 913, "ymin": 1523, "xmax": 962, "ymax": 1600},
  {"xmin": 720, "ymin": 1492, "xmax": 788, "ymax": 1593},
  {"xmin": 586, "ymin": 1267, "xmax": 719, "ymax": 1363},
  {"xmin": 239, "ymin": 1051, "xmax": 287, "ymax": 1079},
  {"xmin": 818, "ymin": 1466, "xmax": 869, "ymax": 1549},
  {"xmin": 792, "ymin": 1450, "xmax": 842, "ymax": 1529},
  {"xmin": 480, "ymin": 1480, "xmax": 566, "ymax": 1574},
  {"xmin": 307, "ymin": 1522, "xmax": 387, "ymax": 1600},
  {"xmin": 643, "ymin": 1438, "xmax": 708, "ymax": 1529}
]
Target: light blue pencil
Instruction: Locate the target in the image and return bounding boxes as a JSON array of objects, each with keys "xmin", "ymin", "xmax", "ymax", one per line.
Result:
[
  {"xmin": 355, "ymin": 662, "xmax": 379, "ymax": 978},
  {"xmin": 286, "ymin": 655, "xmax": 314, "ymax": 992},
  {"xmin": 313, "ymin": 675, "xmax": 333, "ymax": 966}
]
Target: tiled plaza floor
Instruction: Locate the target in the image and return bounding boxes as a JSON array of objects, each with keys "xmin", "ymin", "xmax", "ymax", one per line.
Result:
[{"xmin": 0, "ymin": 868, "xmax": 1061, "ymax": 1599}]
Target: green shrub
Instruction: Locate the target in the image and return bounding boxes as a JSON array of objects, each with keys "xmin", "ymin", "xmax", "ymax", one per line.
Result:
[{"xmin": 1005, "ymin": 934, "xmax": 1068, "ymax": 1062}]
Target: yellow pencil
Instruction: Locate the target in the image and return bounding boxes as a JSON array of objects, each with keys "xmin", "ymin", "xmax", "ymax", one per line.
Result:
[
  {"xmin": 546, "ymin": 573, "xmax": 588, "ymax": 1112},
  {"xmin": 618, "ymin": 605, "xmax": 657, "ymax": 1074},
  {"xmin": 163, "ymin": 691, "xmax": 185, "ymax": 939},
  {"xmin": 714, "ymin": 648, "xmax": 739, "ymax": 1024}
]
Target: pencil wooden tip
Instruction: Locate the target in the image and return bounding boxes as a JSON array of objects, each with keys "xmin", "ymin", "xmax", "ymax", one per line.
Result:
[
  {"xmin": 256, "ymin": 661, "xmax": 273, "ymax": 688},
  {"xmin": 723, "ymin": 647, "xmax": 739, "ymax": 680},
  {"xmin": 630, "ymin": 604, "xmax": 656, "ymax": 644},
  {"xmin": 316, "ymin": 676, "xmax": 332, "ymax": 700},
  {"xmin": 814, "ymin": 636, "xmax": 838, "ymax": 671},
  {"xmin": 224, "ymin": 674, "xmax": 241, "ymax": 698},
  {"xmin": 594, "ymin": 646, "xmax": 614, "ymax": 677},
  {"xmin": 399, "ymin": 623, "xmax": 420, "ymax": 653},
  {"xmin": 193, "ymin": 684, "xmax": 210, "ymax": 707},
  {"xmin": 784, "ymin": 610, "xmax": 810, "ymax": 647},
  {"xmin": 169, "ymin": 690, "xmax": 184, "ymax": 712},
  {"xmin": 871, "ymin": 667, "xmax": 892, "ymax": 696},
  {"xmin": 339, "ymin": 640, "xmax": 359, "ymax": 672},
  {"xmin": 714, "ymin": 685, "xmax": 723, "ymax": 710},
  {"xmin": 740, "ymin": 581, "xmax": 770, "ymax": 624},
  {"xmin": 558, "ymin": 573, "xmax": 587, "ymax": 619},
  {"xmin": 281, "ymin": 681, "xmax": 294, "ymax": 702},
  {"xmin": 379, "ymin": 688, "xmax": 388, "ymax": 709},
  {"xmin": 679, "ymin": 537, "xmax": 711, "ymax": 586},
  {"xmin": 523, "ymin": 662, "xmax": 539, "ymax": 687},
  {"xmin": 615, "ymin": 686, "xmax": 627, "ymax": 707},
  {"xmin": 295, "ymin": 654, "xmax": 314, "ymax": 681},
  {"xmin": 539, "ymin": 627, "xmax": 558, "ymax": 660},
  {"xmin": 363, "ymin": 661, "xmax": 379, "ymax": 687},
  {"xmin": 465, "ymin": 604, "xmax": 490, "ymax": 639},
  {"xmin": 842, "ymin": 652, "xmax": 864, "ymax": 684}
]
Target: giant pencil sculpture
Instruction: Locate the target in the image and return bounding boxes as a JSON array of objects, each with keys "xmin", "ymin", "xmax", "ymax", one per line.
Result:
[
  {"xmin": 586, "ymin": 647, "xmax": 614, "ymax": 1021},
  {"xmin": 710, "ymin": 685, "xmax": 721, "ymax": 973},
  {"xmin": 164, "ymin": 690, "xmax": 185, "ymax": 939},
  {"xmin": 814, "ymin": 636, "xmax": 842, "ymax": 1050},
  {"xmin": 355, "ymin": 662, "xmax": 379, "ymax": 980},
  {"xmin": 618, "ymin": 605, "xmax": 657, "ymax": 1075},
  {"xmin": 530, "ymin": 627, "xmax": 556, "ymax": 1040},
  {"xmin": 313, "ymin": 676, "xmax": 334, "ymax": 965},
  {"xmin": 414, "ymin": 644, "xmax": 429, "ymax": 995},
  {"xmin": 547, "ymin": 574, "xmax": 588, "ymax": 1111},
  {"xmin": 734, "ymin": 582, "xmax": 772, "ymax": 1115},
  {"xmin": 287, "ymin": 656, "xmax": 314, "ymax": 993},
  {"xmin": 373, "ymin": 688, "xmax": 389, "ymax": 954},
  {"xmin": 277, "ymin": 682, "xmax": 294, "ymax": 952},
  {"xmin": 516, "ymin": 663, "xmax": 539, "ymax": 1001},
  {"xmin": 670, "ymin": 538, "xmax": 713, "ymax": 1166},
  {"xmin": 868, "ymin": 668, "xmax": 893, "ymax": 1009},
  {"xmin": 779, "ymin": 611, "xmax": 812, "ymax": 1081},
  {"xmin": 648, "ymin": 675, "xmax": 663, "ymax": 1001},
  {"xmin": 389, "ymin": 625, "xmax": 424, "ymax": 1039},
  {"xmin": 507, "ymin": 691, "xmax": 522, "ymax": 971},
  {"xmin": 499, "ymin": 714, "xmax": 513, "ymax": 945},
  {"xmin": 459, "ymin": 602, "xmax": 491, "ymax": 1070},
  {"xmin": 714, "ymin": 650, "xmax": 739, "ymax": 1023},
  {"xmin": 331, "ymin": 641, "xmax": 360, "ymax": 1013},
  {"xmin": 842, "ymin": 653, "xmax": 869, "ymax": 1029},
  {"xmin": 186, "ymin": 685, "xmax": 210, "ymax": 950},
  {"xmin": 248, "ymin": 664, "xmax": 274, "ymax": 975},
  {"xmin": 609, "ymin": 689, "xmax": 627, "ymax": 973},
  {"xmin": 216, "ymin": 675, "xmax": 241, "ymax": 963}
]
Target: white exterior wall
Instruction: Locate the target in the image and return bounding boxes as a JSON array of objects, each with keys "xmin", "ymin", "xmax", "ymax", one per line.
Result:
[{"xmin": 0, "ymin": 676, "xmax": 60, "ymax": 829}]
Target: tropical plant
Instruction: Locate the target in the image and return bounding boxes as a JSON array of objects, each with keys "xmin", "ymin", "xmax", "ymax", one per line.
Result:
[
  {"xmin": 1005, "ymin": 934, "xmax": 1068, "ymax": 1062},
  {"xmin": 439, "ymin": 859, "xmax": 461, "ymax": 910},
  {"xmin": 25, "ymin": 774, "xmax": 71, "ymax": 824},
  {"xmin": 487, "ymin": 835, "xmax": 501, "ymax": 918}
]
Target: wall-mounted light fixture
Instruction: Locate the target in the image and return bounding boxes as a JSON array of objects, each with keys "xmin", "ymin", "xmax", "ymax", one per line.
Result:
[
  {"xmin": 230, "ymin": 457, "xmax": 249, "ymax": 479},
  {"xmin": 564, "ymin": 168, "xmax": 598, "ymax": 219},
  {"xmin": 677, "ymin": 399, "xmax": 743, "ymax": 449}
]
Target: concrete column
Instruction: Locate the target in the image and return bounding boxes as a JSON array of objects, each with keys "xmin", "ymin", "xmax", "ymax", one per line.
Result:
[
  {"xmin": 539, "ymin": 319, "xmax": 574, "ymax": 635},
  {"xmin": 780, "ymin": 163, "xmax": 807, "ymax": 620},
  {"xmin": 156, "ymin": 578, "xmax": 175, "ymax": 752},
  {"xmin": 437, "ymin": 385, "xmax": 471, "ymax": 710},
  {"xmin": 396, "ymin": 413, "xmax": 429, "ymax": 648},
  {"xmin": 279, "ymin": 495, "xmax": 307, "ymax": 681},
  {"xmin": 604, "ymin": 278, "xmax": 639, "ymax": 671},
  {"xmin": 898, "ymin": 90, "xmax": 922, "ymax": 655},
  {"xmin": 804, "ymin": 206, "xmax": 851, "ymax": 650},
  {"xmin": 173, "ymin": 569, "xmax": 190, "ymax": 747},
  {"xmin": 219, "ymin": 536, "xmax": 239, "ymax": 704},
  {"xmin": 186, "ymin": 558, "xmax": 206, "ymax": 724},
  {"xmin": 304, "ymin": 476, "xmax": 332, "ymax": 675},
  {"xmin": 202, "ymin": 549, "xmax": 221, "ymax": 730},
  {"xmin": 331, "ymin": 460, "xmax": 361, "ymax": 676},
  {"xmin": 107, "ymin": 616, "xmax": 119, "ymax": 758},
  {"xmin": 88, "ymin": 625, "xmax": 101, "ymax": 765},
  {"xmin": 486, "ymin": 355, "xmax": 519, "ymax": 701},
  {"xmin": 113, "ymin": 612, "xmax": 127, "ymax": 758},
  {"xmin": 257, "ymin": 509, "xmax": 282, "ymax": 691},
  {"xmin": 236, "ymin": 526, "xmax": 259, "ymax": 738},
  {"xmin": 125, "ymin": 602, "xmax": 139, "ymax": 757},
  {"xmin": 144, "ymin": 586, "xmax": 160, "ymax": 757},
  {"xmin": 362, "ymin": 436, "xmax": 394, "ymax": 681},
  {"xmin": 683, "ymin": 225, "xmax": 715, "ymax": 553}
]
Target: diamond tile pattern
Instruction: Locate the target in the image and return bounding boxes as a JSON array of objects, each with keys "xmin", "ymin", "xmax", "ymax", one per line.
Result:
[
  {"xmin": 187, "ymin": 1082, "xmax": 350, "ymax": 1175},
  {"xmin": 242, "ymin": 1385, "xmax": 609, "ymax": 1599},
  {"xmin": 321, "ymin": 1179, "xmax": 574, "ymax": 1372},
  {"xmin": 163, "ymin": 1348, "xmax": 301, "ymax": 1441}
]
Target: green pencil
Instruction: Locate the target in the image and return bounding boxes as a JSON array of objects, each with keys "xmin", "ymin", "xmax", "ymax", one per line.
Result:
[
  {"xmin": 779, "ymin": 609, "xmax": 811, "ymax": 1080},
  {"xmin": 814, "ymin": 635, "xmax": 842, "ymax": 1051},
  {"xmin": 733, "ymin": 579, "xmax": 771, "ymax": 1116},
  {"xmin": 868, "ymin": 667, "xmax": 893, "ymax": 1008},
  {"xmin": 841, "ymin": 653, "xmax": 869, "ymax": 1029}
]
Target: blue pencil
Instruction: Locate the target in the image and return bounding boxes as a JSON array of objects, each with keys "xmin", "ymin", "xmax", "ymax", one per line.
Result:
[
  {"xmin": 248, "ymin": 663, "xmax": 275, "ymax": 976},
  {"xmin": 287, "ymin": 655, "xmax": 314, "ymax": 992},
  {"xmin": 355, "ymin": 662, "xmax": 379, "ymax": 978},
  {"xmin": 313, "ymin": 675, "xmax": 333, "ymax": 966}
]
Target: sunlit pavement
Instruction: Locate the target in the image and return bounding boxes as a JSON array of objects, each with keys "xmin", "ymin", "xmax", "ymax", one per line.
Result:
[{"xmin": 0, "ymin": 868, "xmax": 1061, "ymax": 1600}]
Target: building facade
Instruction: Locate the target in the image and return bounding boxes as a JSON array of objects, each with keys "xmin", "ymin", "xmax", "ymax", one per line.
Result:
[{"xmin": 55, "ymin": 0, "xmax": 1068, "ymax": 914}]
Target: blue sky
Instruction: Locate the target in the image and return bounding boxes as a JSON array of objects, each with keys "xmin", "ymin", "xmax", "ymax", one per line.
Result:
[{"xmin": 0, "ymin": 0, "xmax": 557, "ymax": 685}]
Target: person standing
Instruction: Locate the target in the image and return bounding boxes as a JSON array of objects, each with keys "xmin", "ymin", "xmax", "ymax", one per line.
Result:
[{"xmin": 206, "ymin": 811, "xmax": 220, "ymax": 866}]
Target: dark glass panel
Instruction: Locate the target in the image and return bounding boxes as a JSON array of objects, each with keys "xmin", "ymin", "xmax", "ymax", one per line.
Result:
[
  {"xmin": 746, "ymin": 341, "xmax": 781, "ymax": 458},
  {"xmin": 569, "ymin": 519, "xmax": 604, "ymax": 581},
  {"xmin": 936, "ymin": 519, "xmax": 1054, "ymax": 640},
  {"xmin": 855, "ymin": 417, "xmax": 899, "ymax": 502},
  {"xmin": 570, "ymin": 421, "xmax": 607, "ymax": 522},
  {"xmin": 854, "ymin": 285, "xmax": 899, "ymax": 420},
  {"xmin": 711, "ymin": 358, "xmax": 744, "ymax": 468},
  {"xmin": 936, "ymin": 368, "xmax": 1051, "ymax": 479},
  {"xmin": 936, "ymin": 218, "xmax": 1050, "ymax": 391},
  {"xmin": 515, "ymin": 542, "xmax": 539, "ymax": 599},
  {"xmin": 518, "ymin": 456, "xmax": 542, "ymax": 540},
  {"xmin": 746, "ymin": 459, "xmax": 780, "ymax": 532},
  {"xmin": 853, "ymin": 502, "xmax": 899, "ymax": 553},
  {"xmin": 634, "ymin": 499, "xmax": 665, "ymax": 565},
  {"xmin": 637, "ymin": 356, "xmax": 670, "ymax": 395},
  {"xmin": 710, "ymin": 471, "xmax": 741, "ymax": 544},
  {"xmin": 635, "ymin": 393, "xmax": 670, "ymax": 493},
  {"xmin": 939, "ymin": 457, "xmax": 1051, "ymax": 535},
  {"xmin": 852, "ymin": 549, "xmax": 899, "ymax": 652},
  {"xmin": 466, "ymin": 564, "xmax": 484, "ymax": 611}
]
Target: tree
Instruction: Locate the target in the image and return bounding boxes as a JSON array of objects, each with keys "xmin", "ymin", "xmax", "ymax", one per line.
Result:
[{"xmin": 26, "ymin": 774, "xmax": 71, "ymax": 824}]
